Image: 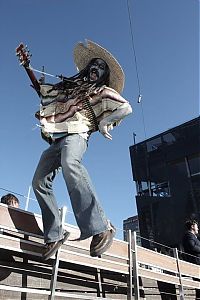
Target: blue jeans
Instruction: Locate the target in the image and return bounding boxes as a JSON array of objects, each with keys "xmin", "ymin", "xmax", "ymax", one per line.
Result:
[{"xmin": 32, "ymin": 134, "xmax": 108, "ymax": 243}]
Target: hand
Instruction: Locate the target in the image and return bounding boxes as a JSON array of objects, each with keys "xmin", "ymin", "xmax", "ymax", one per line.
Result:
[{"xmin": 99, "ymin": 121, "xmax": 113, "ymax": 140}]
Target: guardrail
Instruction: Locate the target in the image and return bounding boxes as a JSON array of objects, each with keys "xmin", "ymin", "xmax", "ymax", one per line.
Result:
[
  {"xmin": 131, "ymin": 232, "xmax": 200, "ymax": 300},
  {"xmin": 0, "ymin": 203, "xmax": 199, "ymax": 299}
]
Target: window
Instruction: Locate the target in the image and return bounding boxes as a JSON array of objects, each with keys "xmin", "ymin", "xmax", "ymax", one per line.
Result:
[
  {"xmin": 146, "ymin": 137, "xmax": 162, "ymax": 152},
  {"xmin": 137, "ymin": 181, "xmax": 170, "ymax": 197},
  {"xmin": 138, "ymin": 181, "xmax": 149, "ymax": 196},
  {"xmin": 151, "ymin": 182, "xmax": 170, "ymax": 197},
  {"xmin": 162, "ymin": 132, "xmax": 176, "ymax": 145},
  {"xmin": 188, "ymin": 155, "xmax": 200, "ymax": 176}
]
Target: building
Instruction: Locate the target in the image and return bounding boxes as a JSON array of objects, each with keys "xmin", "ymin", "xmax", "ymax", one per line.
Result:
[{"xmin": 129, "ymin": 117, "xmax": 200, "ymax": 249}]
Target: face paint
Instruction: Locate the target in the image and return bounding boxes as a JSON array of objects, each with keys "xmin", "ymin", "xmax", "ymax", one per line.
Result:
[{"xmin": 88, "ymin": 59, "xmax": 107, "ymax": 82}]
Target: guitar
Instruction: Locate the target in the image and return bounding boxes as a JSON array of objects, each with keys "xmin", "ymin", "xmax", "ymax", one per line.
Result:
[
  {"xmin": 16, "ymin": 43, "xmax": 54, "ymax": 144},
  {"xmin": 16, "ymin": 43, "xmax": 41, "ymax": 96}
]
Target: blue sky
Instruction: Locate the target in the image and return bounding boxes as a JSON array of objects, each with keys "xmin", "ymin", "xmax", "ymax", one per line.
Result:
[{"xmin": 0, "ymin": 0, "xmax": 199, "ymax": 239}]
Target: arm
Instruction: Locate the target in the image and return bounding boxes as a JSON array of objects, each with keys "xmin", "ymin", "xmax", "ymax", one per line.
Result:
[
  {"xmin": 189, "ymin": 237, "xmax": 200, "ymax": 254},
  {"xmin": 184, "ymin": 234, "xmax": 200, "ymax": 254}
]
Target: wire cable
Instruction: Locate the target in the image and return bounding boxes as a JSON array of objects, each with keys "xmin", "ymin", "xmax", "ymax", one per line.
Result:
[
  {"xmin": 126, "ymin": 0, "xmax": 147, "ymax": 138},
  {"xmin": 126, "ymin": 0, "xmax": 141, "ymax": 96},
  {"xmin": 0, "ymin": 187, "xmax": 36, "ymax": 202}
]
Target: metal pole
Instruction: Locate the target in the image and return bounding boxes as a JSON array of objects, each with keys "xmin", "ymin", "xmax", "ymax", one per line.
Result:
[
  {"xmin": 184, "ymin": 157, "xmax": 198, "ymax": 212},
  {"xmin": 61, "ymin": 206, "xmax": 67, "ymax": 227},
  {"xmin": 96, "ymin": 268, "xmax": 103, "ymax": 297},
  {"xmin": 133, "ymin": 132, "xmax": 136, "ymax": 145},
  {"xmin": 49, "ymin": 206, "xmax": 68, "ymax": 300},
  {"xmin": 127, "ymin": 229, "xmax": 133, "ymax": 300},
  {"xmin": 173, "ymin": 248, "xmax": 185, "ymax": 300},
  {"xmin": 25, "ymin": 186, "xmax": 31, "ymax": 211},
  {"xmin": 132, "ymin": 231, "xmax": 140, "ymax": 300}
]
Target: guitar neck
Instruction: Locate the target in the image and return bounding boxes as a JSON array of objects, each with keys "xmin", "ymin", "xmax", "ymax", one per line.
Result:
[{"xmin": 23, "ymin": 65, "xmax": 41, "ymax": 96}]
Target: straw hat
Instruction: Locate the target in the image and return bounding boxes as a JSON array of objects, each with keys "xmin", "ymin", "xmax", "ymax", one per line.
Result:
[{"xmin": 73, "ymin": 39, "xmax": 125, "ymax": 93}]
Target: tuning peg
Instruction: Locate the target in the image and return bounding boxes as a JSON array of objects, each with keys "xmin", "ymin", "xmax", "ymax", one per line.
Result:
[{"xmin": 15, "ymin": 43, "xmax": 24, "ymax": 52}]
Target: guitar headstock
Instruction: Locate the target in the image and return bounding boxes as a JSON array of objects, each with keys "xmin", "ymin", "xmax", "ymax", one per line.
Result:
[{"xmin": 16, "ymin": 43, "xmax": 31, "ymax": 67}]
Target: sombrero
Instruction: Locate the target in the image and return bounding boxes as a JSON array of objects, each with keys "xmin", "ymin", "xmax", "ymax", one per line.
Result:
[{"xmin": 73, "ymin": 39, "xmax": 125, "ymax": 93}]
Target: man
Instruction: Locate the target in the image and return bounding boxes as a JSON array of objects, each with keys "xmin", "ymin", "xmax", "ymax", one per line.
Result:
[
  {"xmin": 19, "ymin": 39, "xmax": 132, "ymax": 260},
  {"xmin": 182, "ymin": 219, "xmax": 200, "ymax": 264},
  {"xmin": 1, "ymin": 193, "xmax": 19, "ymax": 208}
]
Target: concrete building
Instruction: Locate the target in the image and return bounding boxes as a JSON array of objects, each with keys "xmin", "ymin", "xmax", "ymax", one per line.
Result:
[{"xmin": 129, "ymin": 117, "xmax": 200, "ymax": 249}]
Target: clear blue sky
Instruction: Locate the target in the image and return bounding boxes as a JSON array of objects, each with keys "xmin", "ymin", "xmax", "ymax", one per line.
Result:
[{"xmin": 0, "ymin": 0, "xmax": 199, "ymax": 239}]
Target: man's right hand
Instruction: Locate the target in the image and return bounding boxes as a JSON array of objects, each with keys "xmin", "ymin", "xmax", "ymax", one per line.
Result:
[{"xmin": 98, "ymin": 121, "xmax": 113, "ymax": 140}]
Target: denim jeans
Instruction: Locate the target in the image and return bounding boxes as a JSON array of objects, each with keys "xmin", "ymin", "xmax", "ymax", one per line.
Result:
[{"xmin": 32, "ymin": 134, "xmax": 108, "ymax": 243}]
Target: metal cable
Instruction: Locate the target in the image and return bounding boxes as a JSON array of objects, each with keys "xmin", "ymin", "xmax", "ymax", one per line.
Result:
[
  {"xmin": 126, "ymin": 0, "xmax": 147, "ymax": 139},
  {"xmin": 126, "ymin": 0, "xmax": 141, "ymax": 95}
]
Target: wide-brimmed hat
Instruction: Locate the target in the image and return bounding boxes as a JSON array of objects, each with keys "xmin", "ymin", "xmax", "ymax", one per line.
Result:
[{"xmin": 73, "ymin": 39, "xmax": 125, "ymax": 93}]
